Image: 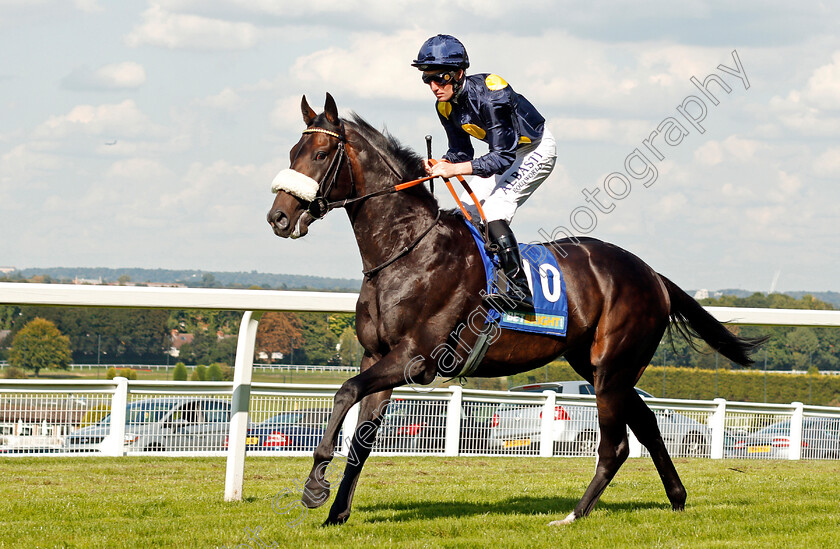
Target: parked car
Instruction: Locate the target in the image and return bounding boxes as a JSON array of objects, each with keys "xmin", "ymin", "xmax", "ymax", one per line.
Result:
[
  {"xmin": 230, "ymin": 408, "xmax": 333, "ymax": 452},
  {"xmin": 64, "ymin": 397, "xmax": 231, "ymax": 453},
  {"xmin": 376, "ymin": 398, "xmax": 493, "ymax": 453},
  {"xmin": 730, "ymin": 417, "xmax": 840, "ymax": 460},
  {"xmin": 489, "ymin": 381, "xmax": 711, "ymax": 457}
]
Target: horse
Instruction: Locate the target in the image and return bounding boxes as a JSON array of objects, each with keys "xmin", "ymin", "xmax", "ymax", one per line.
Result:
[{"xmin": 266, "ymin": 93, "xmax": 765, "ymax": 526}]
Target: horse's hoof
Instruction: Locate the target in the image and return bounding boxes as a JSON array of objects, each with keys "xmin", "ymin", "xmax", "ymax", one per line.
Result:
[
  {"xmin": 549, "ymin": 512, "xmax": 577, "ymax": 527},
  {"xmin": 322, "ymin": 514, "xmax": 349, "ymax": 527},
  {"xmin": 301, "ymin": 480, "xmax": 330, "ymax": 509}
]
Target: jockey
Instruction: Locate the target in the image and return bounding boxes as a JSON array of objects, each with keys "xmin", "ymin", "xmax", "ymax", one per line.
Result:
[{"xmin": 412, "ymin": 34, "xmax": 558, "ymax": 312}]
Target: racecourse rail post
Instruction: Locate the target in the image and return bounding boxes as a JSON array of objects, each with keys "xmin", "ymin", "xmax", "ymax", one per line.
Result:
[
  {"xmin": 539, "ymin": 390, "xmax": 556, "ymax": 457},
  {"xmin": 710, "ymin": 398, "xmax": 727, "ymax": 459},
  {"xmin": 444, "ymin": 385, "xmax": 463, "ymax": 456},
  {"xmin": 340, "ymin": 403, "xmax": 360, "ymax": 455},
  {"xmin": 101, "ymin": 376, "xmax": 128, "ymax": 457},
  {"xmin": 628, "ymin": 430, "xmax": 642, "ymax": 458},
  {"xmin": 225, "ymin": 310, "xmax": 263, "ymax": 502},
  {"xmin": 788, "ymin": 401, "xmax": 804, "ymax": 461}
]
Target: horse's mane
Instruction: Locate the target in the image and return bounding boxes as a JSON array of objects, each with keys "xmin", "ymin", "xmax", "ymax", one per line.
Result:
[{"xmin": 345, "ymin": 113, "xmax": 427, "ymax": 182}]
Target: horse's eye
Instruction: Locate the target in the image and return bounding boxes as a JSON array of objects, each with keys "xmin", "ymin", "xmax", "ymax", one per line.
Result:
[{"xmin": 315, "ymin": 151, "xmax": 328, "ymax": 161}]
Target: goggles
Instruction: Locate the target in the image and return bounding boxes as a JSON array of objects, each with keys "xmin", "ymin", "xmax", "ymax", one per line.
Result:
[{"xmin": 421, "ymin": 71, "xmax": 456, "ymax": 86}]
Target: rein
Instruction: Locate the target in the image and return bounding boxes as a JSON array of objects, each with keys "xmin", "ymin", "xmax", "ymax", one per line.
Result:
[
  {"xmin": 289, "ymin": 124, "xmax": 488, "ymax": 277},
  {"xmin": 363, "ymin": 209, "xmax": 442, "ymax": 278}
]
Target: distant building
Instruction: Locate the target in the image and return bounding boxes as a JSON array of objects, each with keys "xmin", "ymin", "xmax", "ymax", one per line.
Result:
[
  {"xmin": 0, "ymin": 330, "xmax": 10, "ymax": 346},
  {"xmin": 0, "ymin": 267, "xmax": 15, "ymax": 274},
  {"xmin": 169, "ymin": 331, "xmax": 195, "ymax": 357},
  {"xmin": 73, "ymin": 276, "xmax": 103, "ymax": 285},
  {"xmin": 694, "ymin": 289, "xmax": 710, "ymax": 300}
]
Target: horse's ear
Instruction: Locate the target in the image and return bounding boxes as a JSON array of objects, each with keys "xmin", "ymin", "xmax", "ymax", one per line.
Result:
[
  {"xmin": 324, "ymin": 92, "xmax": 339, "ymax": 125},
  {"xmin": 301, "ymin": 95, "xmax": 317, "ymax": 126}
]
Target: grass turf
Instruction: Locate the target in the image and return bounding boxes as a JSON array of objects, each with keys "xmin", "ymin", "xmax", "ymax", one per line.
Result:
[{"xmin": 2, "ymin": 456, "xmax": 839, "ymax": 548}]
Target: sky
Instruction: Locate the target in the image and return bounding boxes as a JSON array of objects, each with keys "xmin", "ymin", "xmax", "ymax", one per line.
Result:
[{"xmin": 1, "ymin": 1, "xmax": 839, "ymax": 293}]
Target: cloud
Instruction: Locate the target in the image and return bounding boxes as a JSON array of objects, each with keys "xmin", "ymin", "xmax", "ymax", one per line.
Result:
[
  {"xmin": 0, "ymin": 0, "xmax": 99, "ymax": 27},
  {"xmin": 125, "ymin": 4, "xmax": 259, "ymax": 50},
  {"xmin": 196, "ymin": 87, "xmax": 244, "ymax": 110},
  {"xmin": 62, "ymin": 62, "xmax": 147, "ymax": 91},
  {"xmin": 766, "ymin": 51, "xmax": 840, "ymax": 136},
  {"xmin": 548, "ymin": 117, "xmax": 652, "ymax": 145},
  {"xmin": 0, "ymin": 143, "xmax": 65, "ymax": 189},
  {"xmin": 288, "ymin": 29, "xmax": 429, "ymax": 101},
  {"xmin": 813, "ymin": 146, "xmax": 840, "ymax": 177},
  {"xmin": 801, "ymin": 50, "xmax": 840, "ymax": 110},
  {"xmin": 105, "ymin": 157, "xmax": 175, "ymax": 181},
  {"xmin": 73, "ymin": 0, "xmax": 102, "ymax": 12},
  {"xmin": 270, "ymin": 95, "xmax": 307, "ymax": 132},
  {"xmin": 34, "ymin": 100, "xmax": 168, "ymax": 140},
  {"xmin": 694, "ymin": 141, "xmax": 723, "ymax": 166}
]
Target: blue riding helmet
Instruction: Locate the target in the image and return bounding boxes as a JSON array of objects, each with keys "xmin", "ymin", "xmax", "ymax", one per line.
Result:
[{"xmin": 411, "ymin": 34, "xmax": 470, "ymax": 70}]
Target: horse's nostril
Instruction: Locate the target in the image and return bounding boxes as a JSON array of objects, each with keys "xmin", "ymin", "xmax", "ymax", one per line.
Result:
[{"xmin": 268, "ymin": 210, "xmax": 289, "ymax": 230}]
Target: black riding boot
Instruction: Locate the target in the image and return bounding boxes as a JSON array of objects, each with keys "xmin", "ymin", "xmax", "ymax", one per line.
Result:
[{"xmin": 485, "ymin": 219, "xmax": 534, "ymax": 312}]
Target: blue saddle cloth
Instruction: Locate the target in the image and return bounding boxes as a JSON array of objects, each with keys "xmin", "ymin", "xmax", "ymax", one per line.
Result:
[{"xmin": 464, "ymin": 219, "xmax": 568, "ymax": 337}]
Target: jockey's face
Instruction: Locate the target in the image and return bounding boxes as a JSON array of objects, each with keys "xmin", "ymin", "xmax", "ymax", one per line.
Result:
[{"xmin": 423, "ymin": 69, "xmax": 462, "ymax": 102}]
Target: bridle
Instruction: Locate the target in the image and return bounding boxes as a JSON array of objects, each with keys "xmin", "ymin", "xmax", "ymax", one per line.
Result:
[
  {"xmin": 279, "ymin": 122, "xmax": 486, "ymax": 278},
  {"xmin": 284, "ymin": 124, "xmax": 440, "ymax": 277},
  {"xmin": 298, "ymin": 126, "xmax": 354, "ymax": 220},
  {"xmin": 291, "ymin": 124, "xmax": 441, "ymax": 220}
]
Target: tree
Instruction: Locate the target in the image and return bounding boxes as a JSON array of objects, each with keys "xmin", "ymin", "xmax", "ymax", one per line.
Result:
[
  {"xmin": 195, "ymin": 364, "xmax": 208, "ymax": 381},
  {"xmin": 296, "ymin": 313, "xmax": 339, "ymax": 365},
  {"xmin": 12, "ymin": 306, "xmax": 169, "ymax": 364},
  {"xmin": 9, "ymin": 318, "xmax": 71, "ymax": 376},
  {"xmin": 255, "ymin": 313, "xmax": 303, "ymax": 363},
  {"xmin": 172, "ymin": 362, "xmax": 188, "ymax": 381},
  {"xmin": 207, "ymin": 363, "xmax": 223, "ymax": 381},
  {"xmin": 328, "ymin": 314, "xmax": 355, "ymax": 340},
  {"xmin": 338, "ymin": 327, "xmax": 363, "ymax": 366},
  {"xmin": 178, "ymin": 333, "xmax": 237, "ymax": 366}
]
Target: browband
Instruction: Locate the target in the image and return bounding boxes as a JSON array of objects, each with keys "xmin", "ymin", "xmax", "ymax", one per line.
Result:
[{"xmin": 302, "ymin": 127, "xmax": 343, "ymax": 140}]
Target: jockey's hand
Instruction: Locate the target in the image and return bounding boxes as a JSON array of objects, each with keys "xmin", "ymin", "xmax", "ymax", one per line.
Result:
[{"xmin": 428, "ymin": 159, "xmax": 472, "ymax": 179}]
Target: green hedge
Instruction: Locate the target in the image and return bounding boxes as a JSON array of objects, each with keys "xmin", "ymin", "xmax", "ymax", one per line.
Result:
[
  {"xmin": 508, "ymin": 361, "xmax": 840, "ymax": 406},
  {"xmin": 637, "ymin": 366, "xmax": 840, "ymax": 406}
]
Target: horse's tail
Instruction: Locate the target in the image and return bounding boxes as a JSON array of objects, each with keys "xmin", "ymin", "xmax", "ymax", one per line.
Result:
[{"xmin": 658, "ymin": 274, "xmax": 767, "ymax": 367}]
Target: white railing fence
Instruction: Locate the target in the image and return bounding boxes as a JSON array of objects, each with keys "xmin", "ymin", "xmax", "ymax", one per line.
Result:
[
  {"xmin": 2, "ymin": 282, "xmax": 840, "ymax": 503},
  {"xmin": 2, "ymin": 379, "xmax": 838, "ymax": 461}
]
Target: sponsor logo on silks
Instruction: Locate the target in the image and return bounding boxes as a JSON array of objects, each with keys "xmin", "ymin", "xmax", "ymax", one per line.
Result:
[{"xmin": 502, "ymin": 312, "xmax": 566, "ymax": 330}]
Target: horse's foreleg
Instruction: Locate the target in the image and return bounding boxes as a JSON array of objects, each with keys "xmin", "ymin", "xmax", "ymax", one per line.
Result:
[
  {"xmin": 302, "ymin": 344, "xmax": 430, "ymax": 511},
  {"xmin": 323, "ymin": 388, "xmax": 393, "ymax": 525}
]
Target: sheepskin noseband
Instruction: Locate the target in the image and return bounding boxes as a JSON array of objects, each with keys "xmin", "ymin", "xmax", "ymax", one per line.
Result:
[{"xmin": 270, "ymin": 169, "xmax": 320, "ymax": 202}]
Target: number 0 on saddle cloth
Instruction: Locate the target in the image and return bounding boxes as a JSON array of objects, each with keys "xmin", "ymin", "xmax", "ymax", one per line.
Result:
[{"xmin": 464, "ymin": 219, "xmax": 568, "ymax": 336}]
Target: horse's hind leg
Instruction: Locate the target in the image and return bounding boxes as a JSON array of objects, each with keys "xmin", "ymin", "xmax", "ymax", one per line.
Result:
[
  {"xmin": 323, "ymin": 388, "xmax": 393, "ymax": 526},
  {"xmin": 624, "ymin": 391, "xmax": 686, "ymax": 510}
]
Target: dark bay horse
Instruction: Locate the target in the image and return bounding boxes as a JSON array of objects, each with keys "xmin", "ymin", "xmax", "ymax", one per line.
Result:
[{"xmin": 266, "ymin": 94, "xmax": 764, "ymax": 526}]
